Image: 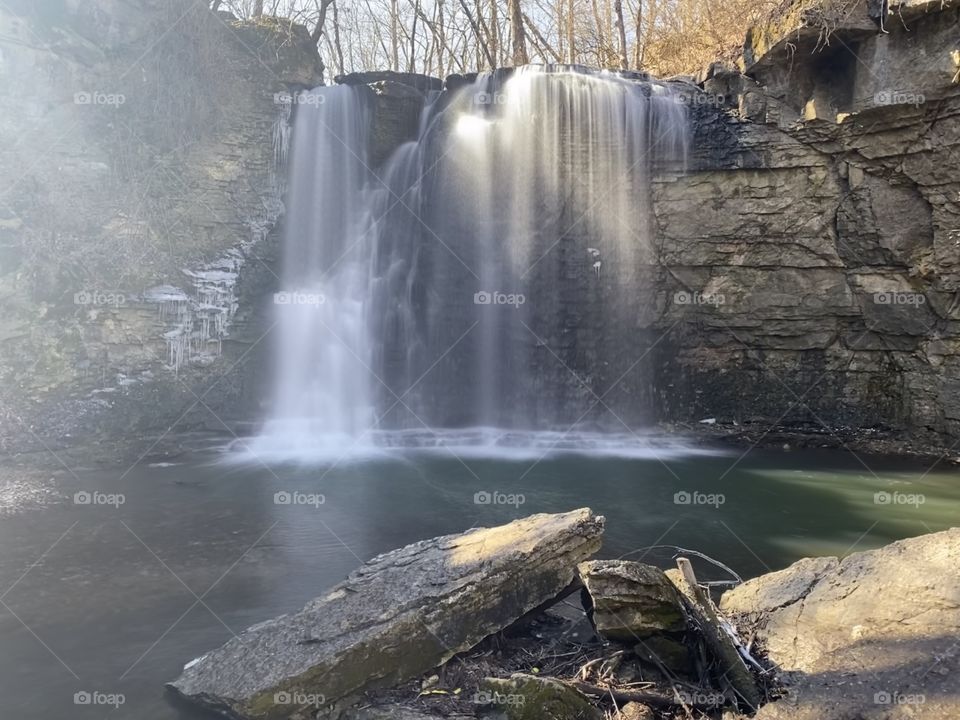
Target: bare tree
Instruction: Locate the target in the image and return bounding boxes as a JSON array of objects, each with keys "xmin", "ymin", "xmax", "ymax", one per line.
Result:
[
  {"xmin": 508, "ymin": 0, "xmax": 529, "ymax": 65},
  {"xmin": 613, "ymin": 0, "xmax": 627, "ymax": 69},
  {"xmin": 390, "ymin": 0, "xmax": 400, "ymax": 70},
  {"xmin": 309, "ymin": 0, "xmax": 335, "ymax": 44},
  {"xmin": 457, "ymin": 0, "xmax": 496, "ymax": 68}
]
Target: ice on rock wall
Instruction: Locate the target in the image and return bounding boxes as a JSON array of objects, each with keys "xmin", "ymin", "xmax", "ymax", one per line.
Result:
[{"xmin": 145, "ymin": 106, "xmax": 293, "ymax": 373}]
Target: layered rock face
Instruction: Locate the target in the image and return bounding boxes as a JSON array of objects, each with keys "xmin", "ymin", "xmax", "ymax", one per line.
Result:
[
  {"xmin": 650, "ymin": 0, "xmax": 960, "ymax": 444},
  {"xmin": 0, "ymin": 1, "xmax": 322, "ymax": 451}
]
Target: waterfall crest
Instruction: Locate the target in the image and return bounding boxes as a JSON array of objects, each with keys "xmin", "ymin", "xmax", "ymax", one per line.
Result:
[{"xmin": 251, "ymin": 67, "xmax": 690, "ymax": 461}]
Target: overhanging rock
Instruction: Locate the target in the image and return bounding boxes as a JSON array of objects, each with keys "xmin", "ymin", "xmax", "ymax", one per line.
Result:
[{"xmin": 167, "ymin": 508, "xmax": 605, "ymax": 719}]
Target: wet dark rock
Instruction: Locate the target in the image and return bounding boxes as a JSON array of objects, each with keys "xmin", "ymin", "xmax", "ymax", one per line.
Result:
[
  {"xmin": 335, "ymin": 70, "xmax": 442, "ymax": 94},
  {"xmin": 361, "ymin": 80, "xmax": 429, "ymax": 169},
  {"xmin": 168, "ymin": 509, "xmax": 605, "ymax": 719}
]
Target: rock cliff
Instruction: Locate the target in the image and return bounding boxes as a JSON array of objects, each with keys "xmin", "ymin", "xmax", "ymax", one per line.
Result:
[
  {"xmin": 651, "ymin": 0, "xmax": 960, "ymax": 447},
  {"xmin": 0, "ymin": 0, "xmax": 321, "ymax": 451},
  {"xmin": 2, "ymin": 0, "xmax": 958, "ymax": 451}
]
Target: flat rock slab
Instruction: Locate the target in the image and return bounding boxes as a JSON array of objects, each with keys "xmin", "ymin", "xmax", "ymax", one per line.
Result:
[
  {"xmin": 578, "ymin": 560, "xmax": 687, "ymax": 641},
  {"xmin": 167, "ymin": 509, "xmax": 604, "ymax": 719},
  {"xmin": 721, "ymin": 528, "xmax": 960, "ymax": 720}
]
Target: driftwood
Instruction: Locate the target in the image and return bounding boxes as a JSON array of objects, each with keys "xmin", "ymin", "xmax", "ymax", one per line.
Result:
[
  {"xmin": 568, "ymin": 679, "xmax": 724, "ymax": 709},
  {"xmin": 672, "ymin": 557, "xmax": 762, "ymax": 709}
]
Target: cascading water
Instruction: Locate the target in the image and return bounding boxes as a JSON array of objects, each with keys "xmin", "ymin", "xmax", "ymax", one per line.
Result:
[
  {"xmin": 251, "ymin": 86, "xmax": 376, "ymax": 455},
  {"xmin": 250, "ymin": 66, "xmax": 692, "ymax": 461}
]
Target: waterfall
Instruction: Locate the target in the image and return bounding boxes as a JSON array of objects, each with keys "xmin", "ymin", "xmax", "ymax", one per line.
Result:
[
  {"xmin": 251, "ymin": 86, "xmax": 376, "ymax": 456},
  {"xmin": 249, "ymin": 66, "xmax": 689, "ymax": 461}
]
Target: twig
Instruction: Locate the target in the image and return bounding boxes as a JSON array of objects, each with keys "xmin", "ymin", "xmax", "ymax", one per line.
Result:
[
  {"xmin": 621, "ymin": 545, "xmax": 743, "ymax": 586},
  {"xmin": 568, "ymin": 679, "xmax": 724, "ymax": 709},
  {"xmin": 671, "ymin": 683, "xmax": 696, "ymax": 719}
]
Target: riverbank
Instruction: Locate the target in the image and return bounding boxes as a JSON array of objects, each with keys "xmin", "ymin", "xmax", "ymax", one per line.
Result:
[{"xmin": 167, "ymin": 510, "xmax": 960, "ymax": 720}]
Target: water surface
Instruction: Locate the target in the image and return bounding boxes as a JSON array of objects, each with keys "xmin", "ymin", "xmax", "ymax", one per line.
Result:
[{"xmin": 1, "ymin": 441, "xmax": 956, "ymax": 718}]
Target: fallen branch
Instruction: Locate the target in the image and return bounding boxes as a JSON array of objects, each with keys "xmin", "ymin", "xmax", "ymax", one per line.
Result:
[
  {"xmin": 621, "ymin": 545, "xmax": 743, "ymax": 587},
  {"xmin": 672, "ymin": 557, "xmax": 762, "ymax": 709},
  {"xmin": 567, "ymin": 679, "xmax": 724, "ymax": 709}
]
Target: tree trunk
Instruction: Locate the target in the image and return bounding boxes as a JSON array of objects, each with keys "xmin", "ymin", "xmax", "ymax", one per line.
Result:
[
  {"xmin": 332, "ymin": 0, "xmax": 345, "ymax": 74},
  {"xmin": 489, "ymin": 0, "xmax": 500, "ymax": 66},
  {"xmin": 614, "ymin": 0, "xmax": 628, "ymax": 69},
  {"xmin": 253, "ymin": 0, "xmax": 264, "ymax": 16},
  {"xmin": 508, "ymin": 0, "xmax": 528, "ymax": 65},
  {"xmin": 390, "ymin": 0, "xmax": 400, "ymax": 70},
  {"xmin": 566, "ymin": 0, "xmax": 576, "ymax": 63},
  {"xmin": 310, "ymin": 0, "xmax": 335, "ymax": 45},
  {"xmin": 632, "ymin": 0, "xmax": 642, "ymax": 68},
  {"xmin": 408, "ymin": 0, "xmax": 421, "ymax": 73}
]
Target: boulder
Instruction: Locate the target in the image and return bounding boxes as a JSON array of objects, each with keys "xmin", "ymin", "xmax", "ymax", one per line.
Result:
[
  {"xmin": 619, "ymin": 702, "xmax": 656, "ymax": 720},
  {"xmin": 478, "ymin": 674, "xmax": 603, "ymax": 720},
  {"xmin": 167, "ymin": 509, "xmax": 605, "ymax": 719},
  {"xmin": 721, "ymin": 528, "xmax": 960, "ymax": 720},
  {"xmin": 578, "ymin": 560, "xmax": 687, "ymax": 641}
]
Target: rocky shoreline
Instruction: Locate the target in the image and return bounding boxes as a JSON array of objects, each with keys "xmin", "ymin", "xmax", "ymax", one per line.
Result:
[
  {"xmin": 675, "ymin": 421, "xmax": 960, "ymax": 465},
  {"xmin": 165, "ymin": 509, "xmax": 960, "ymax": 720}
]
